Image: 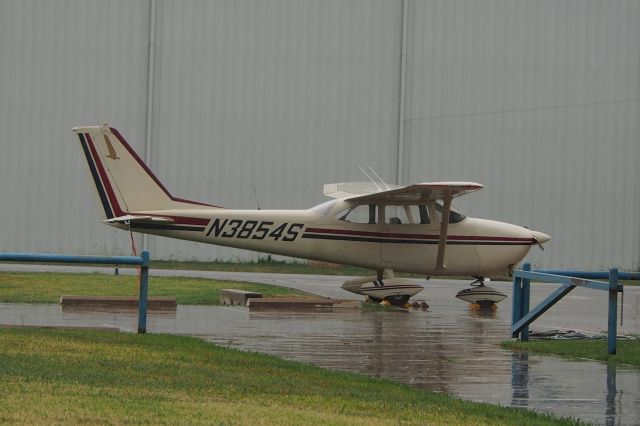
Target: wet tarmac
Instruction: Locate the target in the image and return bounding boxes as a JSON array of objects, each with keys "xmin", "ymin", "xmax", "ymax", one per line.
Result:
[{"xmin": 1, "ymin": 266, "xmax": 640, "ymax": 425}]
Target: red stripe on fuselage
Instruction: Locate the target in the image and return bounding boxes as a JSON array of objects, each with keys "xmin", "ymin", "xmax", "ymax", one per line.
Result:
[
  {"xmin": 166, "ymin": 216, "xmax": 210, "ymax": 226},
  {"xmin": 304, "ymin": 227, "xmax": 532, "ymax": 243},
  {"xmin": 141, "ymin": 215, "xmax": 210, "ymax": 226}
]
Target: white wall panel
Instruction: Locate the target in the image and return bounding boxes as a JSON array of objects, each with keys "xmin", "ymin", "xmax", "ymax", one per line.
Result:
[
  {"xmin": 403, "ymin": 0, "xmax": 640, "ymax": 269},
  {"xmin": 1, "ymin": 0, "xmax": 638, "ymax": 270},
  {"xmin": 0, "ymin": 0, "xmax": 150, "ymax": 255},
  {"xmin": 147, "ymin": 0, "xmax": 402, "ymax": 260}
]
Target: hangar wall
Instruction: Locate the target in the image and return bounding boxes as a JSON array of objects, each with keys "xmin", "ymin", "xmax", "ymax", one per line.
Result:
[
  {"xmin": 402, "ymin": 0, "xmax": 640, "ymax": 270},
  {"xmin": 0, "ymin": 0, "xmax": 638, "ymax": 270}
]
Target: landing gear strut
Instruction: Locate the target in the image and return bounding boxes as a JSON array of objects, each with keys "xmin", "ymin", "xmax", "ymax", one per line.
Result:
[{"xmin": 470, "ymin": 276, "xmax": 485, "ymax": 287}]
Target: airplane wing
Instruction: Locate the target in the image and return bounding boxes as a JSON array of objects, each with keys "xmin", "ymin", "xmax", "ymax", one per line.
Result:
[
  {"xmin": 104, "ymin": 214, "xmax": 174, "ymax": 224},
  {"xmin": 337, "ymin": 182, "xmax": 483, "ymax": 204},
  {"xmin": 323, "ymin": 182, "xmax": 402, "ymax": 199}
]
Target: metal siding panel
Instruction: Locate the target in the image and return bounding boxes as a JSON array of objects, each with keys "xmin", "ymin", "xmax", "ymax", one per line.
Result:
[
  {"xmin": 2, "ymin": 0, "xmax": 638, "ymax": 270},
  {"xmin": 404, "ymin": 0, "xmax": 640, "ymax": 270},
  {"xmin": 635, "ymin": 100, "xmax": 640, "ymax": 270},
  {"xmin": 0, "ymin": 0, "xmax": 149, "ymax": 255},
  {"xmin": 149, "ymin": 0, "xmax": 402, "ymax": 260}
]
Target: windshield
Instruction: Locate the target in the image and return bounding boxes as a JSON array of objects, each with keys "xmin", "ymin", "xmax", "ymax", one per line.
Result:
[
  {"xmin": 309, "ymin": 199, "xmax": 338, "ymax": 216},
  {"xmin": 434, "ymin": 201, "xmax": 467, "ymax": 224}
]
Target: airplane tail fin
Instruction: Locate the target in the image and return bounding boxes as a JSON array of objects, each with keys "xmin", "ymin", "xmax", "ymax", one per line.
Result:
[{"xmin": 73, "ymin": 123, "xmax": 218, "ymax": 221}]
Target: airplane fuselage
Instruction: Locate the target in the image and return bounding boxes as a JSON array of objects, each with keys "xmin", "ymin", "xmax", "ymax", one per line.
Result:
[{"xmin": 120, "ymin": 199, "xmax": 538, "ymax": 277}]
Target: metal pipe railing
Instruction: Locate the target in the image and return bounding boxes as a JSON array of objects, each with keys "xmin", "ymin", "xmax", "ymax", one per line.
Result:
[
  {"xmin": 512, "ymin": 263, "xmax": 632, "ymax": 354},
  {"xmin": 0, "ymin": 250, "xmax": 150, "ymax": 333}
]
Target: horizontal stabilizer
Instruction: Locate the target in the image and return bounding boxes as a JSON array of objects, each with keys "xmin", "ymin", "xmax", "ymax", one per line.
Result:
[{"xmin": 103, "ymin": 214, "xmax": 174, "ymax": 224}]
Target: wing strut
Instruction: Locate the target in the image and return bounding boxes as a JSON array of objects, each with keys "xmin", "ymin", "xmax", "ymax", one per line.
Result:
[{"xmin": 435, "ymin": 194, "xmax": 452, "ymax": 270}]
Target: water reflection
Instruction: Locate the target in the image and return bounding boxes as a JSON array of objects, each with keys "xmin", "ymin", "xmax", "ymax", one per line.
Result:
[
  {"xmin": 508, "ymin": 347, "xmax": 638, "ymax": 426},
  {"xmin": 237, "ymin": 309, "xmax": 639, "ymax": 426},
  {"xmin": 605, "ymin": 363, "xmax": 617, "ymax": 426},
  {"xmin": 511, "ymin": 351, "xmax": 529, "ymax": 408}
]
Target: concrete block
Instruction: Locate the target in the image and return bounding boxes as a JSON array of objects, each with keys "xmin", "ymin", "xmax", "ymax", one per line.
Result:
[
  {"xmin": 247, "ymin": 297, "xmax": 361, "ymax": 310},
  {"xmin": 219, "ymin": 289, "xmax": 262, "ymax": 306},
  {"xmin": 59, "ymin": 296, "xmax": 176, "ymax": 310}
]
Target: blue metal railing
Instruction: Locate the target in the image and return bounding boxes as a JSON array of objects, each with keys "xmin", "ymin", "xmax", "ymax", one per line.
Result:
[
  {"xmin": 0, "ymin": 250, "xmax": 150, "ymax": 333},
  {"xmin": 512, "ymin": 263, "xmax": 632, "ymax": 354}
]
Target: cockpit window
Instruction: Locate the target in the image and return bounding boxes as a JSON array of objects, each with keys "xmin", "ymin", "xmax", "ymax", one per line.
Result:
[
  {"xmin": 434, "ymin": 201, "xmax": 467, "ymax": 224},
  {"xmin": 335, "ymin": 204, "xmax": 377, "ymax": 224},
  {"xmin": 384, "ymin": 205, "xmax": 430, "ymax": 225}
]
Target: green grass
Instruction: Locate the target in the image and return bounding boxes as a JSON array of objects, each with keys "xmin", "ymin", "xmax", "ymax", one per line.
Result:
[
  {"xmin": 0, "ymin": 328, "xmax": 583, "ymax": 425},
  {"xmin": 0, "ymin": 272, "xmax": 309, "ymax": 305},
  {"xmin": 501, "ymin": 339, "xmax": 640, "ymax": 366}
]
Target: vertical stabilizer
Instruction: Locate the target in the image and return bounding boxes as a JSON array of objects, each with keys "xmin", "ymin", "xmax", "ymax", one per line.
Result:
[{"xmin": 73, "ymin": 123, "xmax": 217, "ymax": 220}]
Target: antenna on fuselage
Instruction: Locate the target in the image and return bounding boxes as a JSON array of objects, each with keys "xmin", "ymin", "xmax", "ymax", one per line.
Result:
[{"xmin": 252, "ymin": 183, "xmax": 261, "ymax": 210}]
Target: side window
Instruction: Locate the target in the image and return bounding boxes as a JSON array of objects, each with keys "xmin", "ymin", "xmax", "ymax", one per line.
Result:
[
  {"xmin": 385, "ymin": 205, "xmax": 427, "ymax": 225},
  {"xmin": 335, "ymin": 204, "xmax": 377, "ymax": 224}
]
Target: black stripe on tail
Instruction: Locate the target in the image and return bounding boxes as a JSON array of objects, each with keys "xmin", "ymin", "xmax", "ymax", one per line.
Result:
[{"xmin": 77, "ymin": 133, "xmax": 114, "ymax": 219}]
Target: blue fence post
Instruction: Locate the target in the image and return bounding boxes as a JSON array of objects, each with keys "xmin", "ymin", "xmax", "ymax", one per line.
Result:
[
  {"xmin": 512, "ymin": 273, "xmax": 522, "ymax": 338},
  {"xmin": 607, "ymin": 267, "xmax": 618, "ymax": 355},
  {"xmin": 137, "ymin": 250, "xmax": 150, "ymax": 334},
  {"xmin": 521, "ymin": 263, "xmax": 531, "ymax": 342}
]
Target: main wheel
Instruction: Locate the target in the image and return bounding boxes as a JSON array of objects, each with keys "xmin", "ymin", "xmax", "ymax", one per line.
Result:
[
  {"xmin": 476, "ymin": 299, "xmax": 496, "ymax": 309},
  {"xmin": 384, "ymin": 294, "xmax": 410, "ymax": 306}
]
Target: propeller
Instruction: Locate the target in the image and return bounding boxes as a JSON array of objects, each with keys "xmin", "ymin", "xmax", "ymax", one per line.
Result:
[{"xmin": 531, "ymin": 231, "xmax": 551, "ymax": 251}]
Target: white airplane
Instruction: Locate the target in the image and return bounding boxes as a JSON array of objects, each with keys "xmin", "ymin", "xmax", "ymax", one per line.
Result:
[{"xmin": 73, "ymin": 124, "xmax": 550, "ymax": 306}]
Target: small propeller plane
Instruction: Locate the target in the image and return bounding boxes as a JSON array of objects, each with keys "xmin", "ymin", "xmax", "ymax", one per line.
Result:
[{"xmin": 73, "ymin": 124, "xmax": 550, "ymax": 306}]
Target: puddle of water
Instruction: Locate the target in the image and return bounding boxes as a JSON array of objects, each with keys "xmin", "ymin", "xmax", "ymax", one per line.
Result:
[
  {"xmin": 1, "ymin": 299, "xmax": 638, "ymax": 425},
  {"xmin": 188, "ymin": 308, "xmax": 639, "ymax": 426},
  {"xmin": 0, "ymin": 303, "xmax": 176, "ymax": 333}
]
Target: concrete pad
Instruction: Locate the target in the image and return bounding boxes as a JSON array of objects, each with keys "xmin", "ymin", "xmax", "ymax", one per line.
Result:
[
  {"xmin": 247, "ymin": 297, "xmax": 360, "ymax": 310},
  {"xmin": 59, "ymin": 295, "xmax": 176, "ymax": 310}
]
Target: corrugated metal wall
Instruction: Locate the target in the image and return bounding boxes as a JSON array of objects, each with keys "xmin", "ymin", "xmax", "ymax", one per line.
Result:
[
  {"xmin": 148, "ymin": 0, "xmax": 402, "ymax": 260},
  {"xmin": 0, "ymin": 0, "xmax": 151, "ymax": 255},
  {"xmin": 403, "ymin": 0, "xmax": 640, "ymax": 270},
  {"xmin": 1, "ymin": 0, "xmax": 638, "ymax": 270}
]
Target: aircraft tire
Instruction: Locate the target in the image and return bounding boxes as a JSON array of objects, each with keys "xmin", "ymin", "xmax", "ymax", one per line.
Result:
[{"xmin": 384, "ymin": 294, "xmax": 411, "ymax": 306}]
